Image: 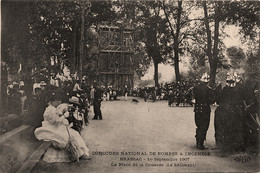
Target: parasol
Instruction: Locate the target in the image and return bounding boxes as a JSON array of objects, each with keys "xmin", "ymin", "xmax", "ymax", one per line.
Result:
[{"xmin": 66, "ymin": 127, "xmax": 79, "ymax": 162}]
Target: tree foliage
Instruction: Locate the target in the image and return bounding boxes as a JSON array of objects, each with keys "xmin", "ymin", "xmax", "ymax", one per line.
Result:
[
  {"xmin": 244, "ymin": 51, "xmax": 260, "ymax": 83},
  {"xmin": 223, "ymin": 1, "xmax": 260, "ymax": 39},
  {"xmin": 226, "ymin": 46, "xmax": 246, "ymax": 69},
  {"xmin": 2, "ymin": 1, "xmax": 117, "ymax": 81},
  {"xmin": 133, "ymin": 1, "xmax": 168, "ymax": 86},
  {"xmin": 2, "ymin": 0, "xmax": 259, "ymax": 87}
]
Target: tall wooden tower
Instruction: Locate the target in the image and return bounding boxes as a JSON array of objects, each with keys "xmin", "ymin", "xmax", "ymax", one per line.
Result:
[{"xmin": 96, "ymin": 24, "xmax": 134, "ymax": 91}]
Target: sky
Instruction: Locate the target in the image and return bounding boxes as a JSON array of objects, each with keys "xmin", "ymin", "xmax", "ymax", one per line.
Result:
[{"xmin": 141, "ymin": 25, "xmax": 246, "ymax": 83}]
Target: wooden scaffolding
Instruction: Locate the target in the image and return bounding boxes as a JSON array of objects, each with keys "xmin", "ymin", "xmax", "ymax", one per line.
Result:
[{"xmin": 96, "ymin": 24, "xmax": 134, "ymax": 90}]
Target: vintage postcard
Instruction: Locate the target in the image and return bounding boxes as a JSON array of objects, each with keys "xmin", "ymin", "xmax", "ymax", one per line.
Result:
[{"xmin": 1, "ymin": 0, "xmax": 259, "ymax": 173}]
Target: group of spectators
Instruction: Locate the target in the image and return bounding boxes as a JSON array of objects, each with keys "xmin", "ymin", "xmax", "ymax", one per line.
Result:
[
  {"xmin": 4, "ymin": 78, "xmax": 85, "ymax": 125},
  {"xmin": 133, "ymin": 80, "xmax": 195, "ymax": 106},
  {"xmin": 5, "ymin": 76, "xmax": 130, "ymax": 126},
  {"xmin": 4, "ymin": 76, "xmax": 106, "ymax": 162}
]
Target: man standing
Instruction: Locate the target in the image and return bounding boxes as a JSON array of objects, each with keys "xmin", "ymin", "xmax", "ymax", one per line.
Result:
[
  {"xmin": 193, "ymin": 73, "xmax": 214, "ymax": 150},
  {"xmin": 92, "ymin": 85, "xmax": 103, "ymax": 120}
]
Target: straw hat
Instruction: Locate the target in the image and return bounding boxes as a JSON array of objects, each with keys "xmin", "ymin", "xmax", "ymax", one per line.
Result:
[
  {"xmin": 40, "ymin": 81, "xmax": 47, "ymax": 86},
  {"xmin": 69, "ymin": 96, "xmax": 80, "ymax": 105}
]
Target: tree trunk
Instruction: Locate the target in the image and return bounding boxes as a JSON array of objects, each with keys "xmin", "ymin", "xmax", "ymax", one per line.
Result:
[
  {"xmin": 163, "ymin": 1, "xmax": 182, "ymax": 83},
  {"xmin": 203, "ymin": 2, "xmax": 214, "ymax": 86},
  {"xmin": 259, "ymin": 31, "xmax": 260, "ymax": 51},
  {"xmin": 79, "ymin": 7, "xmax": 86, "ymax": 84},
  {"xmin": 175, "ymin": 1, "xmax": 182, "ymax": 82},
  {"xmin": 71, "ymin": 21, "xmax": 78, "ymax": 74},
  {"xmin": 174, "ymin": 48, "xmax": 181, "ymax": 82},
  {"xmin": 210, "ymin": 2, "xmax": 222, "ymax": 87},
  {"xmin": 154, "ymin": 61, "xmax": 159, "ymax": 87},
  {"xmin": 210, "ymin": 64, "xmax": 217, "ymax": 87}
]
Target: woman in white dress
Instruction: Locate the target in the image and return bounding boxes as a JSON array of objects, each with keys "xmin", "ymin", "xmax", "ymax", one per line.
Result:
[{"xmin": 34, "ymin": 91, "xmax": 90, "ymax": 162}]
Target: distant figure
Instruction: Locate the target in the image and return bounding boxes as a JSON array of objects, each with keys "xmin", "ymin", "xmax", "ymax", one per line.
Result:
[
  {"xmin": 90, "ymin": 86, "xmax": 95, "ymax": 105},
  {"xmin": 124, "ymin": 85, "xmax": 128, "ymax": 101},
  {"xmin": 106, "ymin": 87, "xmax": 111, "ymax": 101},
  {"xmin": 19, "ymin": 81, "xmax": 27, "ymax": 112},
  {"xmin": 144, "ymin": 88, "xmax": 148, "ymax": 102},
  {"xmin": 152, "ymin": 87, "xmax": 157, "ymax": 102},
  {"xmin": 168, "ymin": 90, "xmax": 174, "ymax": 107},
  {"xmin": 92, "ymin": 85, "xmax": 103, "ymax": 120},
  {"xmin": 73, "ymin": 80, "xmax": 82, "ymax": 95}
]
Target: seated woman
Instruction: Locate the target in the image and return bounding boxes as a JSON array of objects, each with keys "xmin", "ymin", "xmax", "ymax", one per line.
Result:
[{"xmin": 34, "ymin": 90, "xmax": 90, "ymax": 162}]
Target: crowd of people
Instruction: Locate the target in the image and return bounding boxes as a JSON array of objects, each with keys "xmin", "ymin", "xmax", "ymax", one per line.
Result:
[
  {"xmin": 3, "ymin": 69, "xmax": 259, "ymax": 161},
  {"xmin": 4, "ymin": 75, "xmax": 108, "ymax": 162},
  {"xmin": 133, "ymin": 81, "xmax": 195, "ymax": 106}
]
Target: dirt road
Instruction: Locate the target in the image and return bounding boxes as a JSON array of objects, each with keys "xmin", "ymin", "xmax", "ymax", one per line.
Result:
[{"xmin": 32, "ymin": 97, "xmax": 259, "ymax": 173}]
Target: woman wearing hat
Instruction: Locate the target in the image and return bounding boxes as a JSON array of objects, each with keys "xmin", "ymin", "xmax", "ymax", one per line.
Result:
[
  {"xmin": 34, "ymin": 90, "xmax": 90, "ymax": 162},
  {"xmin": 214, "ymin": 72, "xmax": 245, "ymax": 154}
]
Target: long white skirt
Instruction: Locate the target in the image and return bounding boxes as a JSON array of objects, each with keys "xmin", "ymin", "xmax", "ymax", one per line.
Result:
[{"xmin": 34, "ymin": 123, "xmax": 89, "ymax": 162}]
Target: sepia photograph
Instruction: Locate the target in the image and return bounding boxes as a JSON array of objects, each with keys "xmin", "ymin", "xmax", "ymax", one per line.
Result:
[{"xmin": 0, "ymin": 0, "xmax": 259, "ymax": 172}]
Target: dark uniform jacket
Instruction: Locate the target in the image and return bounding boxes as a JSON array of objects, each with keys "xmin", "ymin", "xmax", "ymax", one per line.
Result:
[{"xmin": 193, "ymin": 83, "xmax": 214, "ymax": 113}]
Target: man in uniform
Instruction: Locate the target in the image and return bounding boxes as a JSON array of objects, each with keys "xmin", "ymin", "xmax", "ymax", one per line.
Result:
[
  {"xmin": 92, "ymin": 85, "xmax": 103, "ymax": 120},
  {"xmin": 193, "ymin": 73, "xmax": 214, "ymax": 150}
]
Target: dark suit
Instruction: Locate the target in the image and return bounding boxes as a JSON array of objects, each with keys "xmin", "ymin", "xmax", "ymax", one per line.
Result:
[{"xmin": 93, "ymin": 88, "xmax": 103, "ymax": 120}]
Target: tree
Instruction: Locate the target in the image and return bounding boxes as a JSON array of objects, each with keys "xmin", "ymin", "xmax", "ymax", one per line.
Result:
[
  {"xmin": 223, "ymin": 1, "xmax": 260, "ymax": 83},
  {"xmin": 184, "ymin": 1, "xmax": 230, "ymax": 87},
  {"xmin": 27, "ymin": 1, "xmax": 116, "ymax": 82},
  {"xmin": 78, "ymin": 2, "xmax": 92, "ymax": 82},
  {"xmin": 134, "ymin": 1, "xmax": 167, "ymax": 87},
  {"xmin": 132, "ymin": 42, "xmax": 151, "ymax": 78},
  {"xmin": 202, "ymin": 1, "xmax": 259, "ymax": 86},
  {"xmin": 1, "ymin": 1, "xmax": 34, "ymax": 77},
  {"xmin": 182, "ymin": 1, "xmax": 227, "ymax": 86},
  {"xmin": 202, "ymin": 1, "xmax": 223, "ymax": 87},
  {"xmin": 162, "ymin": 1, "xmax": 191, "ymax": 82},
  {"xmin": 112, "ymin": 1, "xmax": 151, "ymax": 79},
  {"xmin": 223, "ymin": 1, "xmax": 260, "ymax": 40}
]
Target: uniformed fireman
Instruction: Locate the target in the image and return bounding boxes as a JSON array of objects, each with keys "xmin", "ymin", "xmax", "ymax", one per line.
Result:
[{"xmin": 193, "ymin": 73, "xmax": 214, "ymax": 150}]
